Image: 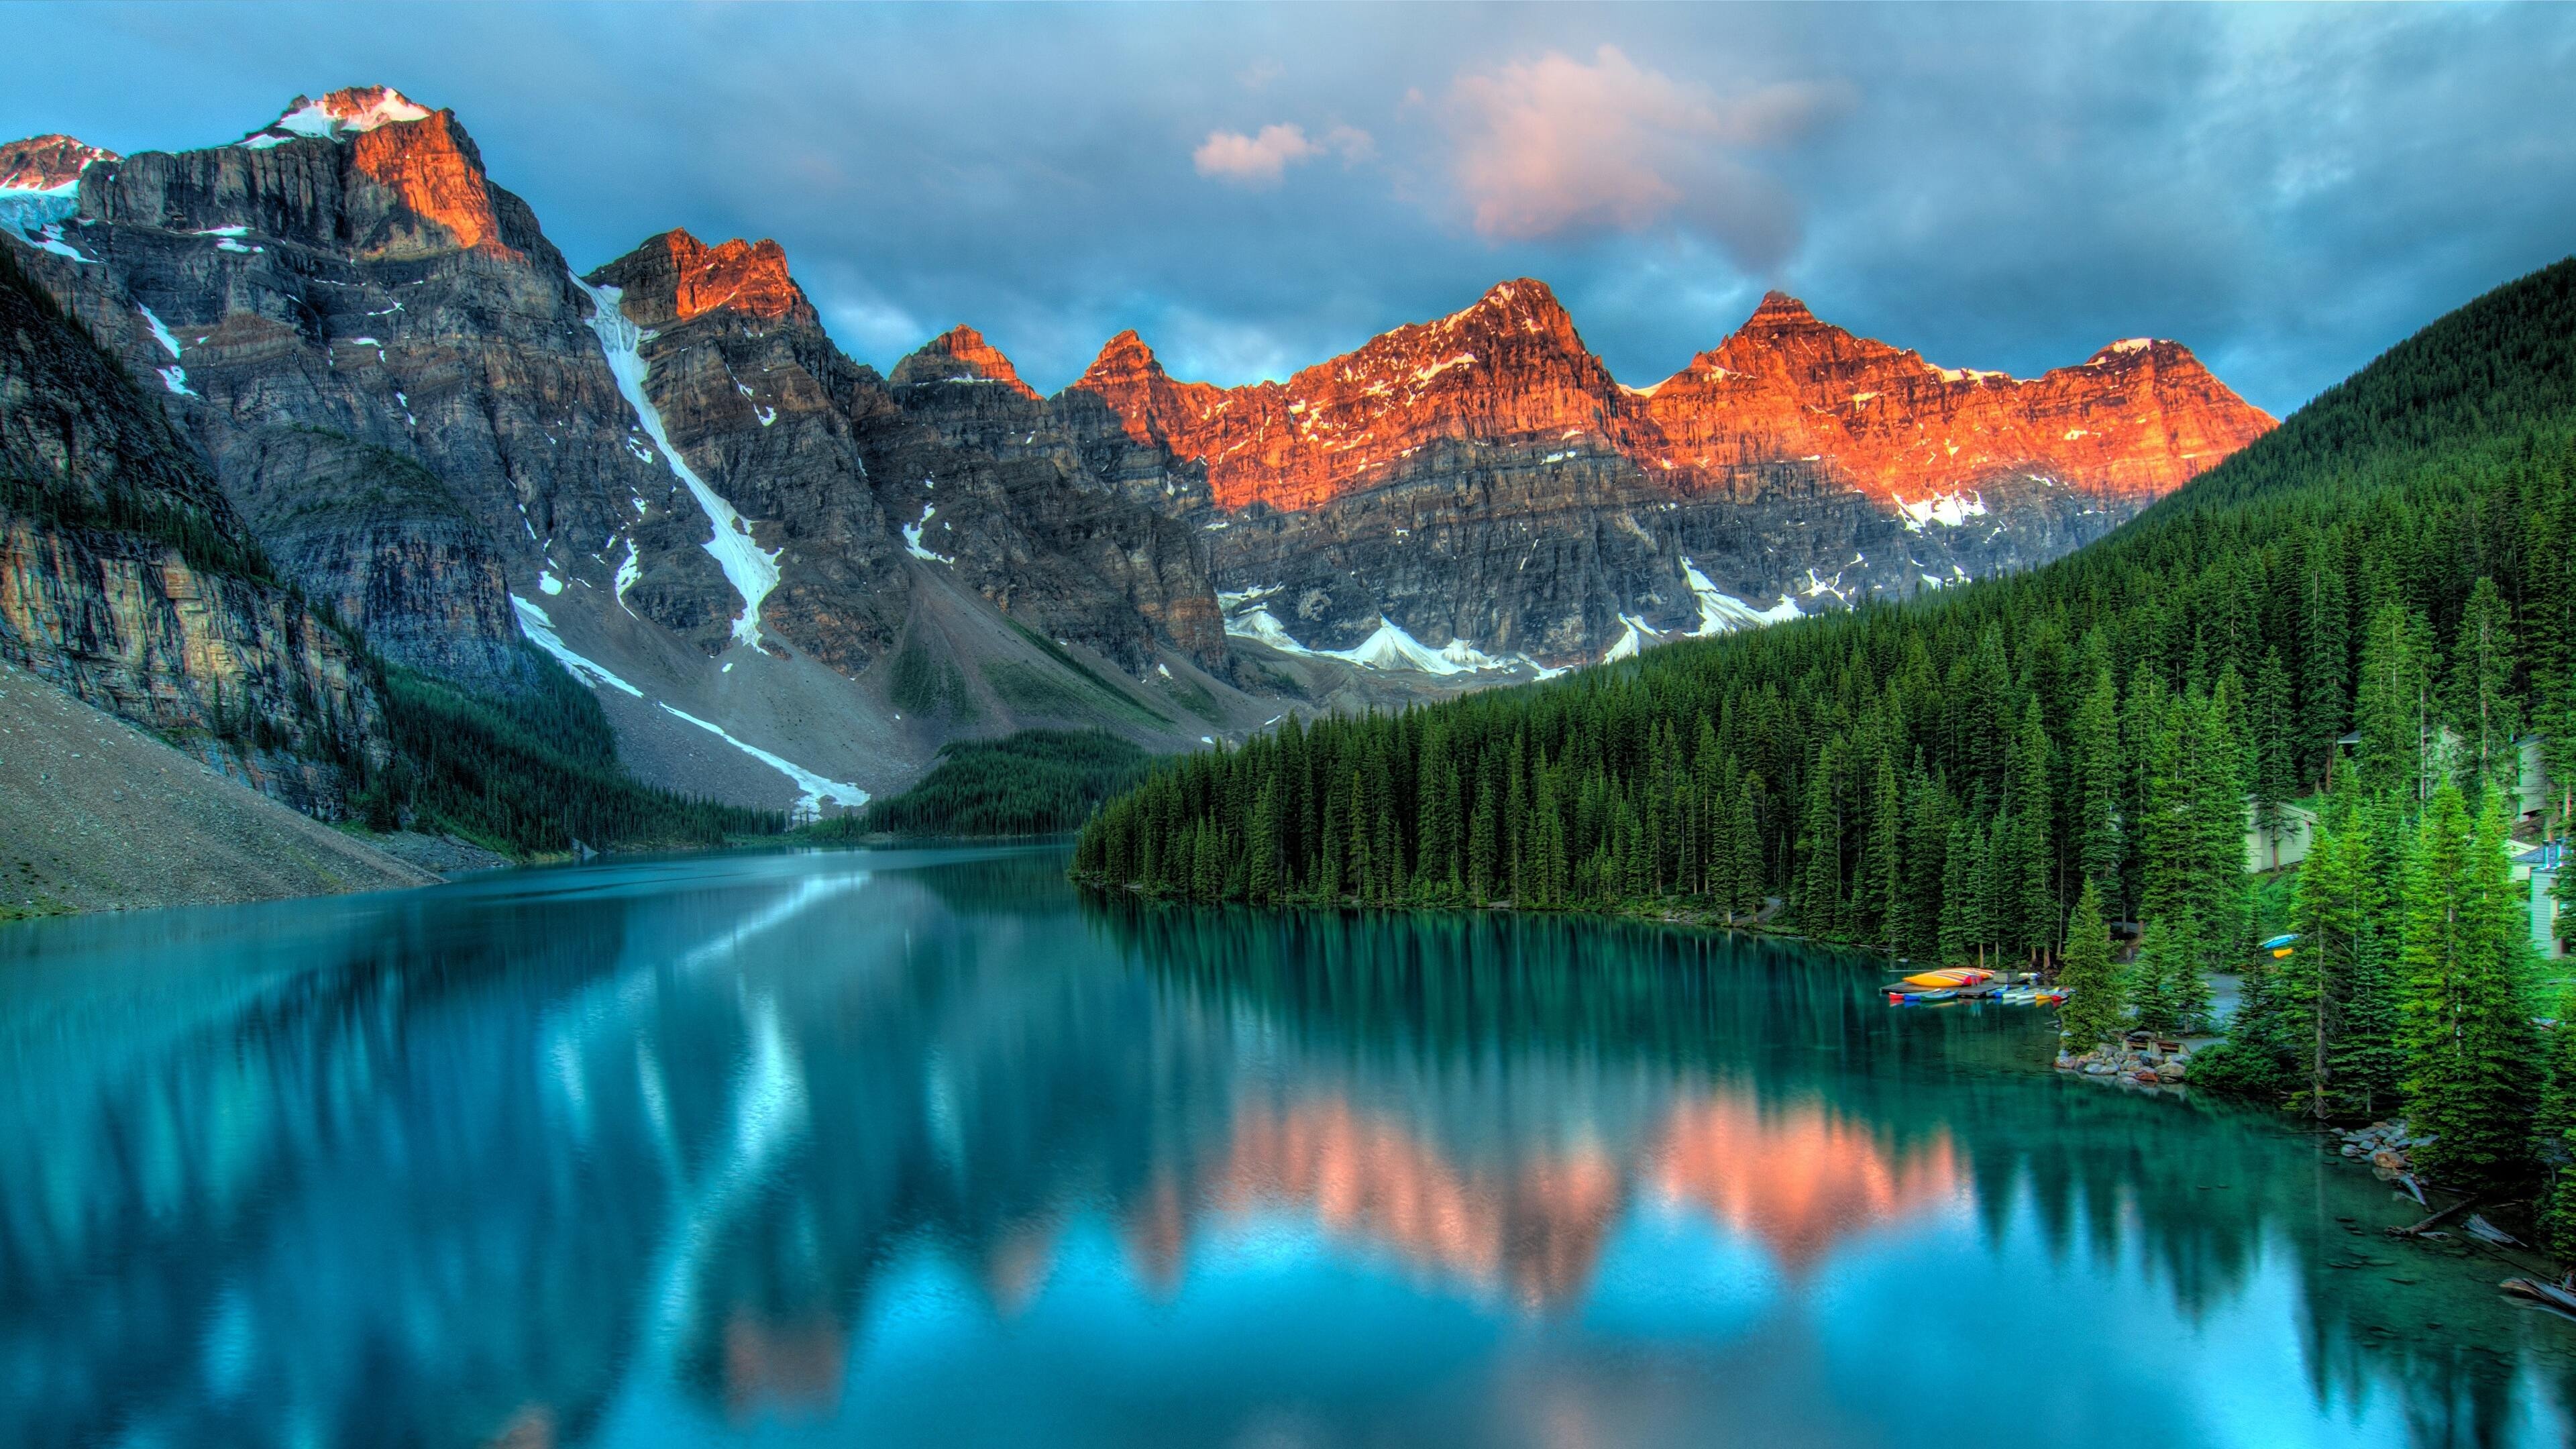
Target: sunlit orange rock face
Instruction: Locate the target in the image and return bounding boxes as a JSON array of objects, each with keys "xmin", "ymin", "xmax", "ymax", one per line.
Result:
[
  {"xmin": 595, "ymin": 229, "xmax": 815, "ymax": 329},
  {"xmin": 343, "ymin": 103, "xmax": 510, "ymax": 258},
  {"xmin": 0, "ymin": 134, "xmax": 116, "ymax": 191},
  {"xmin": 1071, "ymin": 282, "xmax": 2273, "ymax": 516},
  {"xmin": 891, "ymin": 325, "xmax": 1040, "ymax": 399},
  {"xmin": 1648, "ymin": 1096, "xmax": 1966, "ymax": 1274},
  {"xmin": 1635, "ymin": 292, "xmax": 2275, "ymax": 510},
  {"xmin": 657, "ymin": 231, "xmax": 808, "ymax": 323}
]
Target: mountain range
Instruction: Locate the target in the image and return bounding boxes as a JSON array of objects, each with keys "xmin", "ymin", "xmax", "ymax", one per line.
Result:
[{"xmin": 0, "ymin": 86, "xmax": 2274, "ymax": 818}]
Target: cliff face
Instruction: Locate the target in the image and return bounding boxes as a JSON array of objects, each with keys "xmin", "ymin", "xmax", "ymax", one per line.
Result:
[
  {"xmin": 1070, "ymin": 282, "xmax": 2276, "ymax": 663},
  {"xmin": 583, "ymin": 231, "xmax": 1225, "ymax": 676},
  {"xmin": 583, "ymin": 227, "xmax": 908, "ymax": 671},
  {"xmin": 11, "ymin": 87, "xmax": 739, "ymax": 671},
  {"xmin": 875, "ymin": 325, "xmax": 1226, "ymax": 672},
  {"xmin": 0, "ymin": 250, "xmax": 388, "ymax": 815}
]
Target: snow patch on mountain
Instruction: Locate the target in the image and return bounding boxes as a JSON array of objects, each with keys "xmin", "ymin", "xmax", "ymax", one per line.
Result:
[
  {"xmin": 1222, "ymin": 600, "xmax": 1518, "ymax": 677},
  {"xmin": 513, "ymin": 595, "xmax": 642, "ymax": 697},
  {"xmin": 1602, "ymin": 614, "xmax": 1657, "ymax": 663},
  {"xmin": 1894, "ymin": 489, "xmax": 1989, "ymax": 531},
  {"xmin": 0, "ymin": 186, "xmax": 93, "ymax": 262},
  {"xmin": 1679, "ymin": 557, "xmax": 1805, "ymax": 635},
  {"xmin": 655, "ymin": 703, "xmax": 867, "ymax": 815},
  {"xmin": 902, "ymin": 503, "xmax": 954, "ymax": 564},
  {"xmin": 574, "ymin": 273, "xmax": 781, "ymax": 651},
  {"xmin": 253, "ymin": 87, "xmax": 433, "ymax": 146}
]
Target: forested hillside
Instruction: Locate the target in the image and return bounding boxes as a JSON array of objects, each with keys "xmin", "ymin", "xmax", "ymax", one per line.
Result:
[
  {"xmin": 806, "ymin": 729, "xmax": 1146, "ymax": 839},
  {"xmin": 1075, "ymin": 256, "xmax": 2576, "ymax": 1035}
]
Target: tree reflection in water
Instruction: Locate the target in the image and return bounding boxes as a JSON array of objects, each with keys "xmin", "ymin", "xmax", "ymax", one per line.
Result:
[{"xmin": 0, "ymin": 848, "xmax": 2568, "ymax": 1448}]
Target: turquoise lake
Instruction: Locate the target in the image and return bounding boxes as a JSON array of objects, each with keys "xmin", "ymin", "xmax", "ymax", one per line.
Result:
[{"xmin": 3, "ymin": 845, "xmax": 2571, "ymax": 1447}]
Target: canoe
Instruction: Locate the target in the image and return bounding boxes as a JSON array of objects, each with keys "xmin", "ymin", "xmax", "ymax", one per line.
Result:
[
  {"xmin": 1900, "ymin": 968, "xmax": 1994, "ymax": 989},
  {"xmin": 1884, "ymin": 987, "xmax": 1958, "ymax": 1005}
]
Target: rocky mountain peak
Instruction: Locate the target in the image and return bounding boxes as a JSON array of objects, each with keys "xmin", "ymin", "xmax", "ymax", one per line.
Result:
[
  {"xmin": 596, "ymin": 229, "xmax": 811, "ymax": 326},
  {"xmin": 892, "ymin": 325, "xmax": 1040, "ymax": 398},
  {"xmin": 1440, "ymin": 277, "xmax": 1579, "ymax": 340},
  {"xmin": 214, "ymin": 85, "xmax": 511, "ymax": 257},
  {"xmin": 0, "ymin": 135, "xmax": 118, "ymax": 193},
  {"xmin": 1745, "ymin": 290, "xmax": 1819, "ymax": 327},
  {"xmin": 1079, "ymin": 329, "xmax": 1165, "ymax": 387},
  {"xmin": 247, "ymin": 86, "xmax": 436, "ymax": 146},
  {"xmin": 2083, "ymin": 336, "xmax": 2177, "ymax": 368}
]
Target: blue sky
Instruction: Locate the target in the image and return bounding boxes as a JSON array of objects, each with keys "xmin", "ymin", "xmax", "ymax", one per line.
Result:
[{"xmin": 8, "ymin": 3, "xmax": 2573, "ymax": 415}]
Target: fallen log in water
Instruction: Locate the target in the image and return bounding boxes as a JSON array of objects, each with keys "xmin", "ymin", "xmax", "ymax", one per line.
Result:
[
  {"xmin": 2386, "ymin": 1196, "xmax": 2481, "ymax": 1238},
  {"xmin": 2502, "ymin": 1277, "xmax": 2576, "ymax": 1320}
]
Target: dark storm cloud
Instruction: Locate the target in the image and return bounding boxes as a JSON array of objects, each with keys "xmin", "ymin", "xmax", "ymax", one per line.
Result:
[{"xmin": 5, "ymin": 3, "xmax": 2571, "ymax": 415}]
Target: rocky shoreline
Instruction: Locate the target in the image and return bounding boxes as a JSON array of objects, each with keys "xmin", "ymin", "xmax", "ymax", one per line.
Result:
[{"xmin": 2055, "ymin": 1036, "xmax": 2195, "ymax": 1086}]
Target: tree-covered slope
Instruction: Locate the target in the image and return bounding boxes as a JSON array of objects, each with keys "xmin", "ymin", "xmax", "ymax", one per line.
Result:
[
  {"xmin": 1075, "ymin": 258, "xmax": 2576, "ymax": 982},
  {"xmin": 808, "ymin": 729, "xmax": 1148, "ymax": 839}
]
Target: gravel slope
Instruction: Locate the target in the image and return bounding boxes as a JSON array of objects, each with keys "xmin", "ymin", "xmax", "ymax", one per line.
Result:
[{"xmin": 0, "ymin": 660, "xmax": 434, "ymax": 917}]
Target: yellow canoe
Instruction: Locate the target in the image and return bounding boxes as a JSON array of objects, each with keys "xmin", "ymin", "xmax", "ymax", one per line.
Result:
[{"xmin": 1900, "ymin": 968, "xmax": 1994, "ymax": 989}]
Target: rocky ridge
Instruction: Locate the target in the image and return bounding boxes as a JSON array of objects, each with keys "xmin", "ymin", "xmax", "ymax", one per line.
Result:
[
  {"xmin": 1067, "ymin": 281, "xmax": 2274, "ymax": 664},
  {"xmin": 0, "ymin": 83, "xmax": 2279, "ymax": 815}
]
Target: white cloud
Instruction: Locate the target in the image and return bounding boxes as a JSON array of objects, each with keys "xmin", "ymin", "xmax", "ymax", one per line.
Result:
[
  {"xmin": 1193, "ymin": 121, "xmax": 1374, "ymax": 187},
  {"xmin": 1444, "ymin": 45, "xmax": 1848, "ymax": 264}
]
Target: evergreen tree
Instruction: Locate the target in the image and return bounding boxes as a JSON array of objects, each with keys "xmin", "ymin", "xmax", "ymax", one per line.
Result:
[
  {"xmin": 2445, "ymin": 577, "xmax": 2522, "ymax": 804},
  {"xmin": 2301, "ymin": 545, "xmax": 2353, "ymax": 789},
  {"xmin": 2251, "ymin": 647, "xmax": 2300, "ymax": 867},
  {"xmin": 2072, "ymin": 666, "xmax": 2125, "ymax": 910},
  {"xmin": 2536, "ymin": 987, "xmax": 2576, "ymax": 1258},
  {"xmin": 2399, "ymin": 790, "xmax": 2541, "ymax": 1186},
  {"xmin": 2006, "ymin": 697, "xmax": 2057, "ymax": 963},
  {"xmin": 2057, "ymin": 879, "xmax": 2124, "ymax": 1051}
]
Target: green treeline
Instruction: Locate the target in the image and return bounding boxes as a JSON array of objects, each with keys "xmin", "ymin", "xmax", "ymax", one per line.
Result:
[
  {"xmin": 1075, "ymin": 258, "xmax": 2576, "ymax": 1192},
  {"xmin": 362, "ymin": 652, "xmax": 782, "ymax": 854},
  {"xmin": 809, "ymin": 729, "xmax": 1148, "ymax": 839}
]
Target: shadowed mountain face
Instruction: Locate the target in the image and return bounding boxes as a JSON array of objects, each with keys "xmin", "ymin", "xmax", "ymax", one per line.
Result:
[
  {"xmin": 0, "ymin": 244, "xmax": 389, "ymax": 815},
  {"xmin": 0, "ymin": 85, "xmax": 2274, "ymax": 809}
]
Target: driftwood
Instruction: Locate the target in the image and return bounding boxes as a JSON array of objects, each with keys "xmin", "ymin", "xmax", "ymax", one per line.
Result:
[
  {"xmin": 2502, "ymin": 1277, "xmax": 2576, "ymax": 1321},
  {"xmin": 2386, "ymin": 1195, "xmax": 2482, "ymax": 1238}
]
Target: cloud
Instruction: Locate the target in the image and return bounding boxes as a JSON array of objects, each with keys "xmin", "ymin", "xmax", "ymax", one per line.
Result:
[
  {"xmin": 1193, "ymin": 121, "xmax": 1373, "ymax": 187},
  {"xmin": 1444, "ymin": 45, "xmax": 1848, "ymax": 266}
]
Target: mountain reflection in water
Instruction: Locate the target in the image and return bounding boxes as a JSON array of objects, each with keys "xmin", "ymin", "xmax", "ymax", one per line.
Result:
[{"xmin": 0, "ymin": 846, "xmax": 2571, "ymax": 1448}]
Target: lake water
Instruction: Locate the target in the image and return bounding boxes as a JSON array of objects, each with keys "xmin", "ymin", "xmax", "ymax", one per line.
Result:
[{"xmin": 3, "ymin": 845, "xmax": 2572, "ymax": 1448}]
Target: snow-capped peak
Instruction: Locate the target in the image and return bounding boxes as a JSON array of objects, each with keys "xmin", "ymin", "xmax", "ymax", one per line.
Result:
[
  {"xmin": 244, "ymin": 86, "xmax": 434, "ymax": 148},
  {"xmin": 0, "ymin": 135, "xmax": 118, "ymax": 195}
]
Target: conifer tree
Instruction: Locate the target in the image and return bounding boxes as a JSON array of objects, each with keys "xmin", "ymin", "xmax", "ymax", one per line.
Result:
[
  {"xmin": 2251, "ymin": 647, "xmax": 2300, "ymax": 867},
  {"xmin": 1249, "ymin": 776, "xmax": 1281, "ymax": 904},
  {"xmin": 2057, "ymin": 880, "xmax": 2124, "ymax": 1050},
  {"xmin": 2399, "ymin": 789, "xmax": 2540, "ymax": 1185},
  {"xmin": 1862, "ymin": 745, "xmax": 1905, "ymax": 955},
  {"xmin": 2131, "ymin": 907, "xmax": 2210, "ymax": 1035},
  {"xmin": 2445, "ymin": 578, "xmax": 2521, "ymax": 804},
  {"xmin": 2006, "ymin": 698, "xmax": 2057, "ymax": 963},
  {"xmin": 2301, "ymin": 549, "xmax": 2352, "ymax": 788},
  {"xmin": 2535, "ymin": 987, "xmax": 2576, "ymax": 1258},
  {"xmin": 2072, "ymin": 666, "xmax": 2125, "ymax": 909},
  {"xmin": 1938, "ymin": 820, "xmax": 1975, "ymax": 966},
  {"xmin": 1730, "ymin": 769, "xmax": 1764, "ymax": 921}
]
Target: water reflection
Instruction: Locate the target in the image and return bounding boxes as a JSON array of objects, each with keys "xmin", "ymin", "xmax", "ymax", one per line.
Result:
[{"xmin": 0, "ymin": 847, "xmax": 2568, "ymax": 1447}]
